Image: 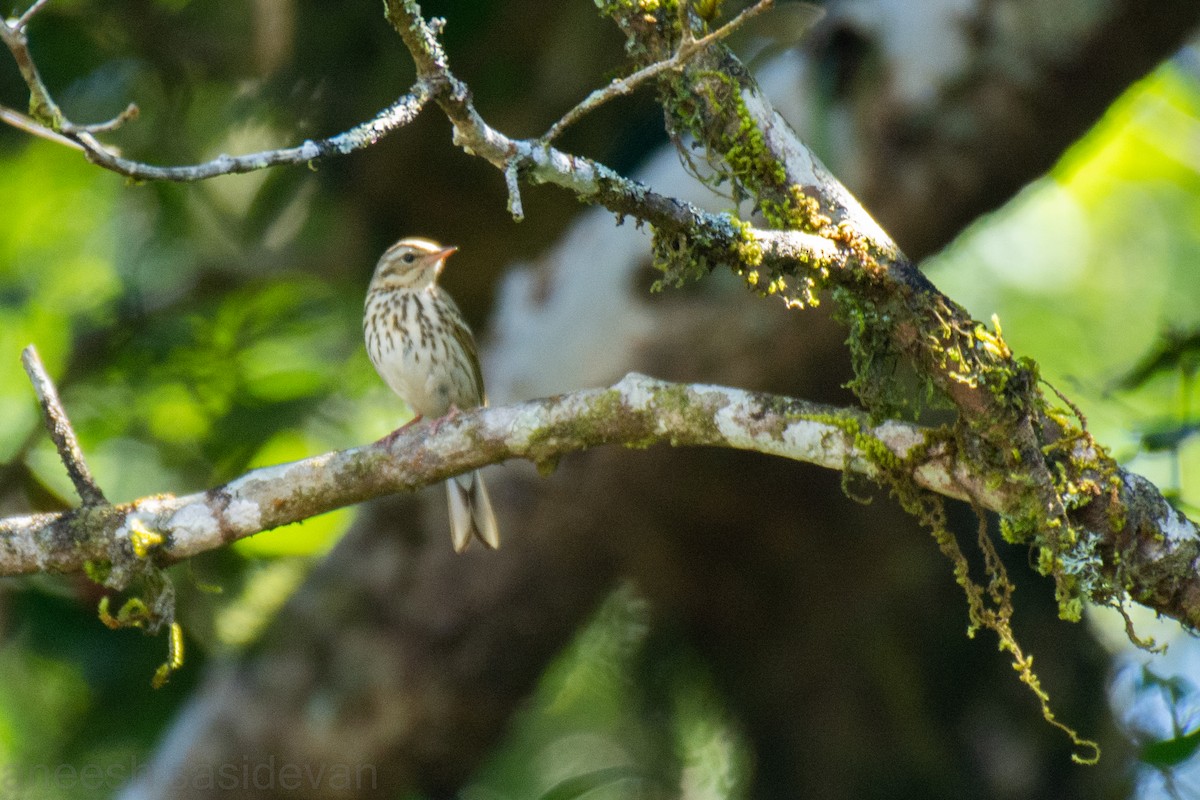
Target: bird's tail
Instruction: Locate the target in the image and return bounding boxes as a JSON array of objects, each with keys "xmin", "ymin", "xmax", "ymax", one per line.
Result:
[{"xmin": 447, "ymin": 470, "xmax": 500, "ymax": 553}]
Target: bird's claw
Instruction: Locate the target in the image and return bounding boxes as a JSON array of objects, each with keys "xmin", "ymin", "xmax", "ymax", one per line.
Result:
[
  {"xmin": 380, "ymin": 414, "xmax": 424, "ymax": 446},
  {"xmin": 428, "ymin": 405, "xmax": 463, "ymax": 436}
]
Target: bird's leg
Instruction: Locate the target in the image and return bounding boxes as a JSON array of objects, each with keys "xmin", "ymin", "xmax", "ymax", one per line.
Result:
[
  {"xmin": 379, "ymin": 414, "xmax": 424, "ymax": 446},
  {"xmin": 428, "ymin": 405, "xmax": 463, "ymax": 436}
]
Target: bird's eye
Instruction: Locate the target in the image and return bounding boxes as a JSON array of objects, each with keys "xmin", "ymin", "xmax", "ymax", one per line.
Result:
[{"xmin": 402, "ymin": 253, "xmax": 416, "ymax": 264}]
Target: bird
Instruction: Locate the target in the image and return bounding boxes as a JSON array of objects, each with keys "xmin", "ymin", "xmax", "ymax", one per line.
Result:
[{"xmin": 363, "ymin": 236, "xmax": 500, "ymax": 553}]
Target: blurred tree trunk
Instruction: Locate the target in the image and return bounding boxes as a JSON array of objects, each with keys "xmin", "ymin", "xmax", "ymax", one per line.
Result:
[{"xmin": 120, "ymin": 1, "xmax": 1200, "ymax": 798}]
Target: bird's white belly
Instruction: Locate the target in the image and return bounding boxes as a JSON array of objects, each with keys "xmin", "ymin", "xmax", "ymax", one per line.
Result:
[{"xmin": 369, "ymin": 337, "xmax": 454, "ymax": 419}]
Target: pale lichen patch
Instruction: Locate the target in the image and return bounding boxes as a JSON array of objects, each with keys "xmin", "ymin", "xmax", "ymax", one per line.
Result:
[
  {"xmin": 226, "ymin": 499, "xmax": 263, "ymax": 532},
  {"xmin": 168, "ymin": 504, "xmax": 220, "ymax": 541}
]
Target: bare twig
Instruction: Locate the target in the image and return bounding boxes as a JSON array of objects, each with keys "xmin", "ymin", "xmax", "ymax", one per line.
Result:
[
  {"xmin": 2, "ymin": 2, "xmax": 137, "ymax": 137},
  {"xmin": 13, "ymin": 0, "xmax": 51, "ymax": 31},
  {"xmin": 20, "ymin": 345, "xmax": 107, "ymax": 506},
  {"xmin": 0, "ymin": 1, "xmax": 64, "ymax": 127},
  {"xmin": 541, "ymin": 0, "xmax": 775, "ymax": 143},
  {"xmin": 68, "ymin": 102, "xmax": 139, "ymax": 135},
  {"xmin": 0, "ymin": 103, "xmax": 82, "ymax": 149},
  {"xmin": 59, "ymin": 87, "xmax": 433, "ymax": 181},
  {"xmin": 0, "ymin": 6, "xmax": 434, "ymax": 183}
]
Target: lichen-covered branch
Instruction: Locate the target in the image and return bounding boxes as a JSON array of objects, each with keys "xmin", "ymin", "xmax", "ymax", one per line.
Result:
[
  {"xmin": 0, "ymin": 373, "xmax": 991, "ymax": 580},
  {"xmin": 0, "ymin": 0, "xmax": 434, "ymax": 182},
  {"xmin": 584, "ymin": 2, "xmax": 1200, "ymax": 635},
  {"xmin": 4, "ymin": 370, "xmax": 1196, "ymax": 625}
]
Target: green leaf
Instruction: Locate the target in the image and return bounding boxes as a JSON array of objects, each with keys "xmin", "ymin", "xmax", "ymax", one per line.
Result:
[
  {"xmin": 1140, "ymin": 727, "xmax": 1200, "ymax": 769},
  {"xmin": 537, "ymin": 765, "xmax": 644, "ymax": 800}
]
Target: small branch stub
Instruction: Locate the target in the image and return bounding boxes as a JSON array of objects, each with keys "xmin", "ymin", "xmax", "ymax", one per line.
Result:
[
  {"xmin": 505, "ymin": 158, "xmax": 524, "ymax": 221},
  {"xmin": 21, "ymin": 344, "xmax": 107, "ymax": 506}
]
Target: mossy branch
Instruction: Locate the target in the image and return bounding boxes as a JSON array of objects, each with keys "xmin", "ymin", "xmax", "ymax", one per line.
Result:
[
  {"xmin": 589, "ymin": 0, "xmax": 1194, "ymax": 761},
  {"xmin": 588, "ymin": 0, "xmax": 1200, "ymax": 638}
]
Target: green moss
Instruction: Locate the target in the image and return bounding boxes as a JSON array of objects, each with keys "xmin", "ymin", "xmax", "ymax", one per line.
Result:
[
  {"xmin": 650, "ymin": 228, "xmax": 712, "ymax": 290},
  {"xmin": 834, "ymin": 287, "xmax": 932, "ymax": 421},
  {"xmin": 525, "ymin": 388, "xmax": 649, "ymax": 467},
  {"xmin": 662, "ymin": 68, "xmax": 826, "ymax": 240},
  {"xmin": 654, "ymin": 381, "xmax": 725, "ymax": 446},
  {"xmin": 83, "ymin": 559, "xmax": 112, "ymax": 584}
]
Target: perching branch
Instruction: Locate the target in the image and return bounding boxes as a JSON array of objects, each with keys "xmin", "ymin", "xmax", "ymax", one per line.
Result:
[
  {"xmin": 3, "ymin": 370, "xmax": 1196, "ymax": 627},
  {"xmin": 20, "ymin": 345, "xmax": 106, "ymax": 506},
  {"xmin": 0, "ymin": 372, "xmax": 994, "ymax": 579}
]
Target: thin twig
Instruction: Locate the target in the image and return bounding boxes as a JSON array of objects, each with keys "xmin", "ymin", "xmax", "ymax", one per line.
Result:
[
  {"xmin": 0, "ymin": 3, "xmax": 64, "ymax": 128},
  {"xmin": 0, "ymin": 5, "xmax": 432, "ymax": 182},
  {"xmin": 541, "ymin": 0, "xmax": 774, "ymax": 143},
  {"xmin": 23, "ymin": 86, "xmax": 430, "ymax": 182},
  {"xmin": 0, "ymin": 103, "xmax": 82, "ymax": 149},
  {"xmin": 14, "ymin": 0, "xmax": 51, "ymax": 31},
  {"xmin": 677, "ymin": 0, "xmax": 695, "ymax": 47},
  {"xmin": 66, "ymin": 101, "xmax": 139, "ymax": 135},
  {"xmin": 20, "ymin": 345, "xmax": 107, "ymax": 506}
]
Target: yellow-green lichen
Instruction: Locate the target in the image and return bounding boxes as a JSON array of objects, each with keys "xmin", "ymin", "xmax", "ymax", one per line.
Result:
[
  {"xmin": 663, "ymin": 68, "xmax": 827, "ymax": 242},
  {"xmin": 151, "ymin": 622, "xmax": 185, "ymax": 689},
  {"xmin": 84, "ymin": 559, "xmax": 112, "ymax": 584},
  {"xmin": 653, "ymin": 381, "xmax": 723, "ymax": 446},
  {"xmin": 128, "ymin": 518, "xmax": 166, "ymax": 558}
]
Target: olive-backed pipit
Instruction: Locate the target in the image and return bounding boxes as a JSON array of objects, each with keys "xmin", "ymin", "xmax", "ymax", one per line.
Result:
[{"xmin": 364, "ymin": 237, "xmax": 499, "ymax": 552}]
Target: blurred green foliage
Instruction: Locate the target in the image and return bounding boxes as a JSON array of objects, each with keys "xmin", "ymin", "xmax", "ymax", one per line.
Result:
[{"xmin": 470, "ymin": 586, "xmax": 751, "ymax": 800}]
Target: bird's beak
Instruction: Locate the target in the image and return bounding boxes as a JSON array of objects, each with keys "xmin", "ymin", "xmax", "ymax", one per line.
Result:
[{"xmin": 434, "ymin": 245, "xmax": 457, "ymax": 275}]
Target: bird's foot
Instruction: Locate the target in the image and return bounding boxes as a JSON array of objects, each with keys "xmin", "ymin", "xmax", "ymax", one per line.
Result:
[
  {"xmin": 428, "ymin": 405, "xmax": 463, "ymax": 436},
  {"xmin": 380, "ymin": 414, "xmax": 424, "ymax": 446}
]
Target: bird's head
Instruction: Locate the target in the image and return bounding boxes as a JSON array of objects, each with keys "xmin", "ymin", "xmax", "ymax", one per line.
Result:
[{"xmin": 370, "ymin": 237, "xmax": 457, "ymax": 290}]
